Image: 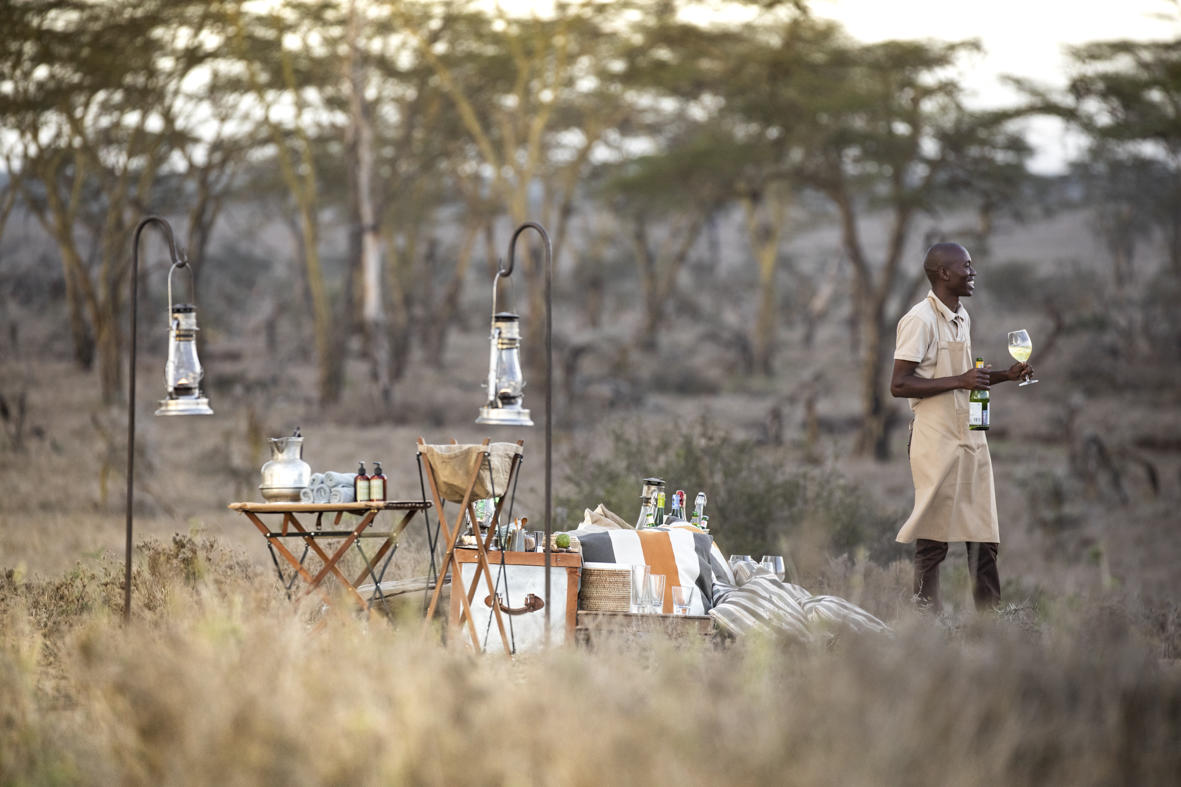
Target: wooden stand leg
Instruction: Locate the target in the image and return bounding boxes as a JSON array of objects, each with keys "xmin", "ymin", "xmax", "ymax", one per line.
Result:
[{"xmin": 418, "ymin": 438, "xmax": 523, "ymax": 656}]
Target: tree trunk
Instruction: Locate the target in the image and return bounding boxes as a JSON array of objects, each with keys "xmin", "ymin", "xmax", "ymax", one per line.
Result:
[
  {"xmin": 64, "ymin": 264, "xmax": 96, "ymax": 370},
  {"xmin": 426, "ymin": 221, "xmax": 480, "ymax": 364},
  {"xmin": 853, "ymin": 308, "xmax": 893, "ymax": 460},
  {"xmin": 742, "ymin": 188, "xmax": 788, "ymax": 376},
  {"xmin": 348, "ymin": 0, "xmax": 391, "ymax": 412},
  {"xmin": 632, "ymin": 214, "xmax": 704, "ymax": 351},
  {"xmin": 96, "ymin": 295, "xmax": 123, "ymax": 405}
]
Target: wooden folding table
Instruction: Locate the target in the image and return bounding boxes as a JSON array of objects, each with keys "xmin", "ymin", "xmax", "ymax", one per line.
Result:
[{"xmin": 228, "ymin": 500, "xmax": 431, "ymax": 611}]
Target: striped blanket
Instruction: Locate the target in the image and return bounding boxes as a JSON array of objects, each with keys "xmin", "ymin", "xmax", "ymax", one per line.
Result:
[{"xmin": 573, "ymin": 525, "xmax": 729, "ymax": 614}]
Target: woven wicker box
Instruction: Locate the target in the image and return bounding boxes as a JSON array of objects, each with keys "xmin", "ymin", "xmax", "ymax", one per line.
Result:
[{"xmin": 579, "ymin": 562, "xmax": 632, "ymax": 612}]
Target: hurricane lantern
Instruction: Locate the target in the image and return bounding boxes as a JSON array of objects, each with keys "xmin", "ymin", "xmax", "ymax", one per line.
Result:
[
  {"xmin": 156, "ymin": 263, "xmax": 212, "ymax": 416},
  {"xmin": 477, "ymin": 311, "xmax": 532, "ymax": 426}
]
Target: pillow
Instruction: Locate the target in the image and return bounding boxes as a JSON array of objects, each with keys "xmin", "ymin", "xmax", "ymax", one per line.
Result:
[
  {"xmin": 726, "ymin": 587, "xmax": 811, "ymax": 643},
  {"xmin": 800, "ymin": 595, "xmax": 892, "ymax": 635},
  {"xmin": 579, "ymin": 503, "xmax": 632, "ymax": 531},
  {"xmin": 708, "ymin": 603, "xmax": 770, "ymax": 638},
  {"xmin": 575, "ymin": 526, "xmax": 715, "ymax": 613},
  {"xmin": 742, "ymin": 577, "xmax": 811, "ymax": 632},
  {"xmin": 731, "ymin": 559, "xmax": 774, "ymax": 587}
]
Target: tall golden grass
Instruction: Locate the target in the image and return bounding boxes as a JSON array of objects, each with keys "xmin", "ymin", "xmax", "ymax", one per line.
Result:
[{"xmin": 2, "ymin": 534, "xmax": 1177, "ymax": 786}]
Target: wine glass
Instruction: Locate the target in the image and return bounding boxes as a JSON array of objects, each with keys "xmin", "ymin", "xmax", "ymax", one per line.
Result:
[
  {"xmin": 728, "ymin": 554, "xmax": 752, "ymax": 572},
  {"xmin": 1007, "ymin": 329, "xmax": 1039, "ymax": 387}
]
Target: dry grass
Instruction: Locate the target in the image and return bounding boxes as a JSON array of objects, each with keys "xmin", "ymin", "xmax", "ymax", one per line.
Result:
[{"xmin": 1, "ymin": 537, "xmax": 1178, "ymax": 786}]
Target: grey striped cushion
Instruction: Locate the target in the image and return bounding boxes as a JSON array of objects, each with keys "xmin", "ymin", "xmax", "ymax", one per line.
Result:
[{"xmin": 801, "ymin": 595, "xmax": 892, "ymax": 635}]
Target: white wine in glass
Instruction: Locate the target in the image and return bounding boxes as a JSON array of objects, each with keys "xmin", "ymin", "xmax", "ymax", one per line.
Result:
[{"xmin": 1007, "ymin": 329, "xmax": 1038, "ymax": 386}]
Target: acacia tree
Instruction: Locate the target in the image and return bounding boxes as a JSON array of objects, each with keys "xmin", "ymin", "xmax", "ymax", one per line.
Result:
[
  {"xmin": 705, "ymin": 13, "xmax": 840, "ymax": 374},
  {"xmin": 597, "ymin": 132, "xmax": 731, "ymax": 350},
  {"xmin": 393, "ymin": 0, "xmax": 632, "ymax": 376},
  {"xmin": 0, "ymin": 0, "xmax": 242, "ymax": 403},
  {"xmin": 1063, "ymin": 35, "xmax": 1181, "ymax": 277},
  {"xmin": 231, "ymin": 1, "xmax": 358, "ymax": 406}
]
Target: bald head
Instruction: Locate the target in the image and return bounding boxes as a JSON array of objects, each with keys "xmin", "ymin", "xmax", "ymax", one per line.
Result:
[{"xmin": 923, "ymin": 243, "xmax": 969, "ymax": 285}]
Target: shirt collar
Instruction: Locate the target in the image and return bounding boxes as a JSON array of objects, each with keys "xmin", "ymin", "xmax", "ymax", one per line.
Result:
[{"xmin": 926, "ymin": 290, "xmax": 966, "ymax": 325}]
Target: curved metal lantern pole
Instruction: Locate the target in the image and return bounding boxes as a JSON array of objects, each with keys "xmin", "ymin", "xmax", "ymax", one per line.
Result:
[
  {"xmin": 124, "ymin": 216, "xmax": 210, "ymax": 621},
  {"xmin": 485, "ymin": 221, "xmax": 554, "ymax": 638}
]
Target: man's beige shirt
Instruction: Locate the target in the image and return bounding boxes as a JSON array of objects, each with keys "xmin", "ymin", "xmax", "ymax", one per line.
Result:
[{"xmin": 894, "ymin": 291, "xmax": 971, "ymax": 409}]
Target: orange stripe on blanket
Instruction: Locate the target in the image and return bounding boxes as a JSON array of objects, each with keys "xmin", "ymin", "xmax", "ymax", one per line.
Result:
[{"xmin": 638, "ymin": 530, "xmax": 678, "ymax": 613}]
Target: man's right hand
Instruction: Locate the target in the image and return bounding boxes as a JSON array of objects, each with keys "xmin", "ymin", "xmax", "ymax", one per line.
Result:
[{"xmin": 960, "ymin": 365, "xmax": 990, "ymax": 390}]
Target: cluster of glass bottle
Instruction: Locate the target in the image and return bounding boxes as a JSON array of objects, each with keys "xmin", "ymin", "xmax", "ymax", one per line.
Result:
[{"xmin": 634, "ymin": 477, "xmax": 709, "ymax": 531}]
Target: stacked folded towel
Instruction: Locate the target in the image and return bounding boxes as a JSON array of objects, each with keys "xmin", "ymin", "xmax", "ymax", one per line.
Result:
[{"xmin": 299, "ymin": 472, "xmax": 358, "ymax": 504}]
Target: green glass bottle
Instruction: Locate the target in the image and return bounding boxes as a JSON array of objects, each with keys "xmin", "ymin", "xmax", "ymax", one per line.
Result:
[{"xmin": 968, "ymin": 357, "xmax": 990, "ymax": 431}]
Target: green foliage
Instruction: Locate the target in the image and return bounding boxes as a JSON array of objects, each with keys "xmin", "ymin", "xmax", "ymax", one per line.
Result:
[{"xmin": 558, "ymin": 417, "xmax": 902, "ymax": 561}]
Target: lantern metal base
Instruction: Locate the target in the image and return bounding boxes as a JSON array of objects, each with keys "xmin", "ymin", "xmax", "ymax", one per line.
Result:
[
  {"xmin": 476, "ymin": 404, "xmax": 533, "ymax": 427},
  {"xmin": 155, "ymin": 396, "xmax": 214, "ymax": 416}
]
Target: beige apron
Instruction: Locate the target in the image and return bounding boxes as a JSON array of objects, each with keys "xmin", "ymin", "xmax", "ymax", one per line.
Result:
[{"xmin": 896, "ymin": 297, "xmax": 999, "ymax": 544}]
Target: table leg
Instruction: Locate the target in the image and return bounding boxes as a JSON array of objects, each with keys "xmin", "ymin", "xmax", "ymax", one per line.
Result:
[
  {"xmin": 349, "ymin": 508, "xmax": 419, "ymax": 607},
  {"xmin": 243, "ymin": 511, "xmax": 321, "ymax": 590},
  {"xmin": 292, "ymin": 513, "xmax": 377, "ymax": 609}
]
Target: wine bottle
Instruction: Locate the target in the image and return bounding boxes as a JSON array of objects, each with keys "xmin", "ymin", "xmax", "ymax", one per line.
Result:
[
  {"xmin": 654, "ymin": 491, "xmax": 666, "ymax": 526},
  {"xmin": 354, "ymin": 462, "xmax": 371, "ymax": 502},
  {"xmin": 968, "ymin": 357, "xmax": 990, "ymax": 431},
  {"xmin": 692, "ymin": 491, "xmax": 707, "ymax": 527},
  {"xmin": 369, "ymin": 461, "xmax": 386, "ymax": 502}
]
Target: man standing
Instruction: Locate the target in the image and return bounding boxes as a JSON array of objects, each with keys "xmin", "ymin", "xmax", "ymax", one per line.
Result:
[{"xmin": 890, "ymin": 243, "xmax": 1032, "ymax": 612}]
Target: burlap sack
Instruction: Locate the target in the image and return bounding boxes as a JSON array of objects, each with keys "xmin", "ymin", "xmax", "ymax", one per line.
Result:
[{"xmin": 419, "ymin": 443, "xmax": 522, "ymax": 503}]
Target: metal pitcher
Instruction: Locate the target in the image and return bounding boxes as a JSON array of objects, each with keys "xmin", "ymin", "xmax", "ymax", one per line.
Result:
[{"xmin": 259, "ymin": 433, "xmax": 311, "ymax": 501}]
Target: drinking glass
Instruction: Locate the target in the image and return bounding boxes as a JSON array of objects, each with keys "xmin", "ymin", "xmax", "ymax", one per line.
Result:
[
  {"xmin": 729, "ymin": 554, "xmax": 752, "ymax": 572},
  {"xmin": 671, "ymin": 585, "xmax": 694, "ymax": 615},
  {"xmin": 533, "ymin": 531, "xmax": 546, "ymax": 553},
  {"xmin": 760, "ymin": 555, "xmax": 786, "ymax": 582},
  {"xmin": 1007, "ymin": 329, "xmax": 1038, "ymax": 386},
  {"xmin": 629, "ymin": 564, "xmax": 651, "ymax": 614},
  {"xmin": 645, "ymin": 573, "xmax": 667, "ymax": 615}
]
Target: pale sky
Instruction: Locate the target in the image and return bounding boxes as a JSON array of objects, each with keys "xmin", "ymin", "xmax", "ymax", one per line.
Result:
[
  {"xmin": 501, "ymin": 0, "xmax": 1179, "ymax": 173},
  {"xmin": 811, "ymin": 0, "xmax": 1180, "ymax": 171}
]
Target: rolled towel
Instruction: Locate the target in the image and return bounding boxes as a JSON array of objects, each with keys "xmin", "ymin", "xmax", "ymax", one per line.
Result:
[
  {"xmin": 311, "ymin": 482, "xmax": 331, "ymax": 504},
  {"xmin": 309, "ymin": 473, "xmax": 324, "ymax": 487},
  {"xmin": 299, "ymin": 487, "xmax": 314, "ymax": 504},
  {"xmin": 322, "ymin": 471, "xmax": 356, "ymax": 488},
  {"xmin": 329, "ymin": 485, "xmax": 355, "ymax": 504}
]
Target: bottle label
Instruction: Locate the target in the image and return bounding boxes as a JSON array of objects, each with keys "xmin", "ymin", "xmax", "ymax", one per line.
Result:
[
  {"xmin": 355, "ymin": 479, "xmax": 370, "ymax": 501},
  {"xmin": 370, "ymin": 478, "xmax": 384, "ymax": 501},
  {"xmin": 969, "ymin": 402, "xmax": 983, "ymax": 426}
]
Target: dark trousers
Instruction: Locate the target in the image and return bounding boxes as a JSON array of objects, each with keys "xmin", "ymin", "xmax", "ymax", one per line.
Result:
[{"xmin": 914, "ymin": 539, "xmax": 1000, "ymax": 612}]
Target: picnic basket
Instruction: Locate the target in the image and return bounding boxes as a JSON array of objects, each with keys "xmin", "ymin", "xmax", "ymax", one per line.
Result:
[{"xmin": 578, "ymin": 562, "xmax": 631, "ymax": 612}]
